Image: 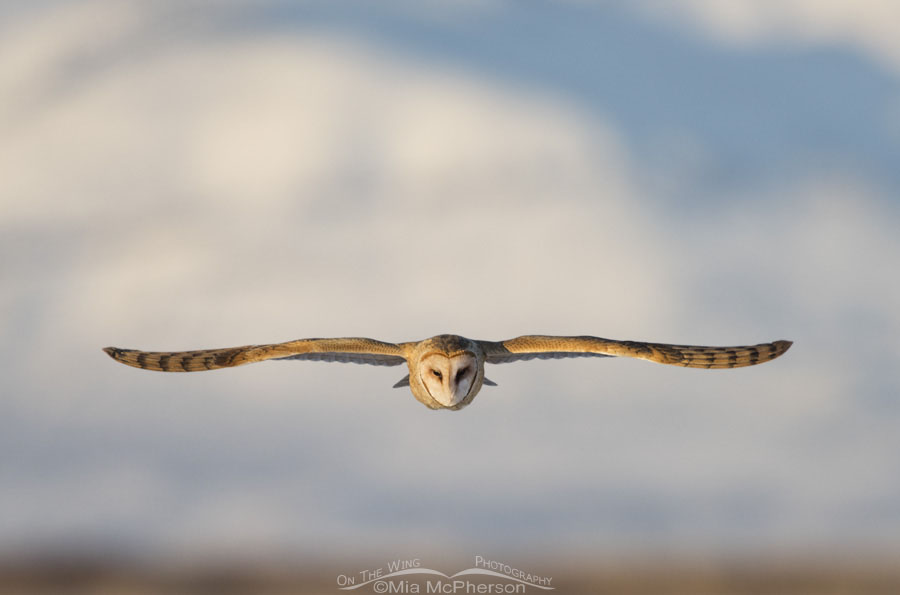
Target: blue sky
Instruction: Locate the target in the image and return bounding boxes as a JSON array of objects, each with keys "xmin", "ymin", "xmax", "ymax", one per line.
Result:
[
  {"xmin": 250, "ymin": 0, "xmax": 900, "ymax": 195},
  {"xmin": 2, "ymin": 0, "xmax": 899, "ymax": 565}
]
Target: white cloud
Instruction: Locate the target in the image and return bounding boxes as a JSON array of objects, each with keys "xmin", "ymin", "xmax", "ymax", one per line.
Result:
[
  {"xmin": 1, "ymin": 4, "xmax": 675, "ymax": 349},
  {"xmin": 635, "ymin": 0, "xmax": 900, "ymax": 73},
  {"xmin": 0, "ymin": 1, "xmax": 146, "ymax": 112}
]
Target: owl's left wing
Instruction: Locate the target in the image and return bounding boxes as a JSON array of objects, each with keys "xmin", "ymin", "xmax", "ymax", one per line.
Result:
[
  {"xmin": 479, "ymin": 335, "xmax": 792, "ymax": 369},
  {"xmin": 103, "ymin": 337, "xmax": 406, "ymax": 372}
]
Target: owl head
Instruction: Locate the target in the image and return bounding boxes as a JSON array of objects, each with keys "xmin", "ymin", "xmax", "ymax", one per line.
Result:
[{"xmin": 406, "ymin": 334, "xmax": 487, "ymax": 410}]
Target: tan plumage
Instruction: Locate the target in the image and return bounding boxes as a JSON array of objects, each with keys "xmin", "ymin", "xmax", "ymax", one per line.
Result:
[
  {"xmin": 104, "ymin": 334, "xmax": 792, "ymax": 410},
  {"xmin": 479, "ymin": 336, "xmax": 792, "ymax": 369},
  {"xmin": 103, "ymin": 338, "xmax": 404, "ymax": 372}
]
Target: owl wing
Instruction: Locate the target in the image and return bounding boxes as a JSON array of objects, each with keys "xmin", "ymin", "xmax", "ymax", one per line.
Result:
[
  {"xmin": 479, "ymin": 335, "xmax": 792, "ymax": 369},
  {"xmin": 103, "ymin": 337, "xmax": 406, "ymax": 372}
]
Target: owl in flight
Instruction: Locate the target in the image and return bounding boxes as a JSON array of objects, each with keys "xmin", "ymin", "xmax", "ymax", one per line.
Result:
[{"xmin": 104, "ymin": 334, "xmax": 792, "ymax": 410}]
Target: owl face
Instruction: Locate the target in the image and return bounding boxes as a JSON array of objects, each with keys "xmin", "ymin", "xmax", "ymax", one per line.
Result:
[
  {"xmin": 407, "ymin": 335, "xmax": 487, "ymax": 410},
  {"xmin": 419, "ymin": 352, "xmax": 478, "ymax": 408}
]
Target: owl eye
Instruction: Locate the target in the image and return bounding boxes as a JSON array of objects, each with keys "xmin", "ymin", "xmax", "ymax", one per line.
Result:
[
  {"xmin": 455, "ymin": 367, "xmax": 469, "ymax": 382},
  {"xmin": 431, "ymin": 369, "xmax": 442, "ymax": 380}
]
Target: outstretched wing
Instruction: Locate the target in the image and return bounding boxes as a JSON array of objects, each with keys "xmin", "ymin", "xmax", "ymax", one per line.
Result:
[
  {"xmin": 103, "ymin": 338, "xmax": 406, "ymax": 372},
  {"xmin": 479, "ymin": 336, "xmax": 792, "ymax": 369}
]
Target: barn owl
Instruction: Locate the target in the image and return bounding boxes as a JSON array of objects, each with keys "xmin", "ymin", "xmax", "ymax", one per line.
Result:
[{"xmin": 104, "ymin": 334, "xmax": 792, "ymax": 410}]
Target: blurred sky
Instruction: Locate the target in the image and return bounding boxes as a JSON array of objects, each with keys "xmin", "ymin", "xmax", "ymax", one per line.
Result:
[{"xmin": 2, "ymin": 0, "xmax": 900, "ymax": 566}]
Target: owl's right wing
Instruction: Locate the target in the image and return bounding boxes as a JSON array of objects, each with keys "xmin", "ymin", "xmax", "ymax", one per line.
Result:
[
  {"xmin": 103, "ymin": 337, "xmax": 406, "ymax": 372},
  {"xmin": 479, "ymin": 335, "xmax": 792, "ymax": 369}
]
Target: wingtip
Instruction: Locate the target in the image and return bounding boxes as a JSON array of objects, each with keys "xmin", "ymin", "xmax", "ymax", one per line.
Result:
[
  {"xmin": 103, "ymin": 346, "xmax": 130, "ymax": 363},
  {"xmin": 773, "ymin": 340, "xmax": 793, "ymax": 358}
]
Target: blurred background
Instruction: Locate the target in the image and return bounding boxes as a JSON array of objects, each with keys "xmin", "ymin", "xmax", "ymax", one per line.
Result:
[{"xmin": 2, "ymin": 1, "xmax": 900, "ymax": 592}]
